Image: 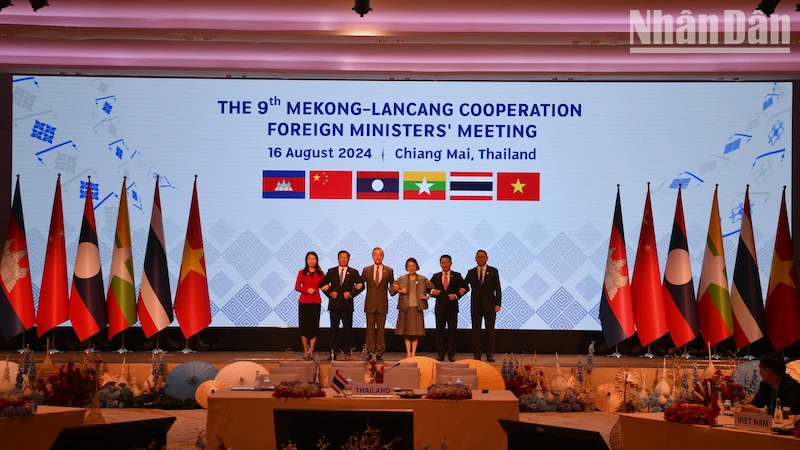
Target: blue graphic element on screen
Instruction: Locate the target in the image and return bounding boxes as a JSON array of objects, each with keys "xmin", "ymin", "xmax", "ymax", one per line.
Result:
[
  {"xmin": 12, "ymin": 76, "xmax": 39, "ymax": 88},
  {"xmin": 768, "ymin": 120, "xmax": 784, "ymax": 145},
  {"xmin": 31, "ymin": 120, "xmax": 56, "ymax": 143},
  {"xmin": 80, "ymin": 180, "xmax": 99, "ymax": 200},
  {"xmin": 35, "ymin": 140, "xmax": 77, "ymax": 165},
  {"xmin": 724, "ymin": 134, "xmax": 751, "ymax": 154}
]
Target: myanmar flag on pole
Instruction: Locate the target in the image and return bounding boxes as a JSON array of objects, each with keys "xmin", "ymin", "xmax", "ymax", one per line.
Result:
[
  {"xmin": 630, "ymin": 184, "xmax": 667, "ymax": 346},
  {"xmin": 0, "ymin": 176, "xmax": 35, "ymax": 340},
  {"xmin": 37, "ymin": 175, "xmax": 69, "ymax": 337},
  {"xmin": 730, "ymin": 185, "xmax": 766, "ymax": 350},
  {"xmin": 662, "ymin": 185, "xmax": 700, "ymax": 348},
  {"xmin": 403, "ymin": 172, "xmax": 446, "ymax": 200},
  {"xmin": 599, "ymin": 186, "xmax": 635, "ymax": 347},
  {"xmin": 765, "ymin": 187, "xmax": 800, "ymax": 351},
  {"xmin": 138, "ymin": 177, "xmax": 173, "ymax": 338},
  {"xmin": 697, "ymin": 185, "xmax": 733, "ymax": 347},
  {"xmin": 107, "ymin": 178, "xmax": 136, "ymax": 339},
  {"xmin": 68, "ymin": 177, "xmax": 107, "ymax": 342},
  {"xmin": 174, "ymin": 176, "xmax": 211, "ymax": 339}
]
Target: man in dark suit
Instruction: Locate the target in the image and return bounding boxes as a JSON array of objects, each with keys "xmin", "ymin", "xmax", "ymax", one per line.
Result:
[
  {"xmin": 741, "ymin": 353, "xmax": 800, "ymax": 415},
  {"xmin": 429, "ymin": 254, "xmax": 467, "ymax": 362},
  {"xmin": 464, "ymin": 249, "xmax": 501, "ymax": 362},
  {"xmin": 320, "ymin": 250, "xmax": 363, "ymax": 360},
  {"xmin": 361, "ymin": 247, "xmax": 395, "ymax": 360}
]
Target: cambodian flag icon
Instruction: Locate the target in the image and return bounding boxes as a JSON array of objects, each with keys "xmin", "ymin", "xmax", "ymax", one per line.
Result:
[{"xmin": 263, "ymin": 170, "xmax": 305, "ymax": 199}]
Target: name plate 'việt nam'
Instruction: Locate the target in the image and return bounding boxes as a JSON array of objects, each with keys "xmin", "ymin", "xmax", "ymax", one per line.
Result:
[
  {"xmin": 733, "ymin": 411, "xmax": 773, "ymax": 432},
  {"xmin": 351, "ymin": 383, "xmax": 395, "ymax": 398}
]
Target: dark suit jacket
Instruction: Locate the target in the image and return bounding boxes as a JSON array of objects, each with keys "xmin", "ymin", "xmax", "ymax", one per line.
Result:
[
  {"xmin": 464, "ymin": 265, "xmax": 501, "ymax": 313},
  {"xmin": 361, "ymin": 265, "xmax": 395, "ymax": 314},
  {"xmin": 430, "ymin": 271, "xmax": 465, "ymax": 314},
  {"xmin": 751, "ymin": 374, "xmax": 800, "ymax": 415},
  {"xmin": 319, "ymin": 266, "xmax": 363, "ymax": 312}
]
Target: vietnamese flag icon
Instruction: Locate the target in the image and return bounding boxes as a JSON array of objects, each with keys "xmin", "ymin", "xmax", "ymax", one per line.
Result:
[{"xmin": 497, "ymin": 172, "xmax": 540, "ymax": 201}]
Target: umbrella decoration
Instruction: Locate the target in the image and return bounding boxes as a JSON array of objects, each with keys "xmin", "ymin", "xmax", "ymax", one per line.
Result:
[
  {"xmin": 214, "ymin": 361, "xmax": 268, "ymax": 389},
  {"xmin": 196, "ymin": 380, "xmax": 229, "ymax": 409},
  {"xmin": 595, "ymin": 383, "xmax": 623, "ymax": 413},
  {"xmin": 164, "ymin": 361, "xmax": 219, "ymax": 400}
]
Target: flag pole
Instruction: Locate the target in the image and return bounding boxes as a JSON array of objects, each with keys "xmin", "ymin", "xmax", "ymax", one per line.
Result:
[
  {"xmin": 739, "ymin": 345, "xmax": 755, "ymax": 361},
  {"xmin": 608, "ymin": 345, "xmax": 624, "ymax": 358},
  {"xmin": 180, "ymin": 337, "xmax": 196, "ymax": 354},
  {"xmin": 83, "ymin": 337, "xmax": 96, "ymax": 354},
  {"xmin": 49, "ymin": 329, "xmax": 63, "ymax": 354},
  {"xmin": 680, "ymin": 345, "xmax": 691, "ymax": 359},
  {"xmin": 115, "ymin": 330, "xmax": 130, "ymax": 354},
  {"xmin": 710, "ymin": 344, "xmax": 721, "ymax": 360},
  {"xmin": 17, "ymin": 331, "xmax": 26, "ymax": 354},
  {"xmin": 641, "ymin": 344, "xmax": 654, "ymax": 358},
  {"xmin": 151, "ymin": 331, "xmax": 164, "ymax": 354}
]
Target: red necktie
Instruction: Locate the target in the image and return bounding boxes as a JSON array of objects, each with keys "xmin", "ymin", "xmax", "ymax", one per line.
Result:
[{"xmin": 443, "ymin": 272, "xmax": 449, "ymax": 290}]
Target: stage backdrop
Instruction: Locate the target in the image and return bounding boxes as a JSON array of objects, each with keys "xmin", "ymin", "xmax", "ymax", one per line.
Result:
[{"xmin": 10, "ymin": 77, "xmax": 792, "ymax": 331}]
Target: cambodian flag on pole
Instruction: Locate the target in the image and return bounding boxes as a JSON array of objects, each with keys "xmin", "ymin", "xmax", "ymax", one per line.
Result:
[
  {"xmin": 0, "ymin": 176, "xmax": 35, "ymax": 340},
  {"xmin": 599, "ymin": 185, "xmax": 635, "ymax": 347}
]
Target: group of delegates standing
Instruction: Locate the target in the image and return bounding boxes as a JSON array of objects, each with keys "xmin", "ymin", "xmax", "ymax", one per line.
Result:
[{"xmin": 294, "ymin": 248, "xmax": 502, "ymax": 362}]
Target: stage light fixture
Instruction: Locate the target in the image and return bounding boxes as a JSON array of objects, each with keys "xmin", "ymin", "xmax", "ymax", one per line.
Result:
[
  {"xmin": 756, "ymin": 0, "xmax": 780, "ymax": 16},
  {"xmin": 29, "ymin": 0, "xmax": 48, "ymax": 11},
  {"xmin": 353, "ymin": 0, "xmax": 371, "ymax": 17},
  {"xmin": 0, "ymin": 1, "xmax": 12, "ymax": 11}
]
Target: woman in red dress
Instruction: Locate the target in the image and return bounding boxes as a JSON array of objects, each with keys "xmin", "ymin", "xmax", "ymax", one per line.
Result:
[{"xmin": 295, "ymin": 251, "xmax": 323, "ymax": 358}]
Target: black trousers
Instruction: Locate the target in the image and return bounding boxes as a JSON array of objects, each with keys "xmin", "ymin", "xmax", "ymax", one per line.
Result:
[
  {"xmin": 329, "ymin": 309, "xmax": 354, "ymax": 355},
  {"xmin": 435, "ymin": 312, "xmax": 457, "ymax": 359},
  {"xmin": 471, "ymin": 310, "xmax": 496, "ymax": 358}
]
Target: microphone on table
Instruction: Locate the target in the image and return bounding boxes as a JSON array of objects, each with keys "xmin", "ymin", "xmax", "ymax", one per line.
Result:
[{"xmin": 382, "ymin": 362, "xmax": 402, "ymax": 375}]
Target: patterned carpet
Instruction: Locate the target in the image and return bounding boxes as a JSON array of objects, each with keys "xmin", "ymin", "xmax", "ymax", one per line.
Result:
[{"xmin": 99, "ymin": 408, "xmax": 207, "ymax": 449}]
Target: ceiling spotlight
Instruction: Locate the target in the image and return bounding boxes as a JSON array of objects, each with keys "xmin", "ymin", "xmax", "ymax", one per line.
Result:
[
  {"xmin": 353, "ymin": 0, "xmax": 371, "ymax": 17},
  {"xmin": 29, "ymin": 0, "xmax": 48, "ymax": 11},
  {"xmin": 756, "ymin": 0, "xmax": 780, "ymax": 16},
  {"xmin": 0, "ymin": 1, "xmax": 12, "ymax": 11}
]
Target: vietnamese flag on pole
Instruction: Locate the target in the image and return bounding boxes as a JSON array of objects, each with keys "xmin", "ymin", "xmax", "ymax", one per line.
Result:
[
  {"xmin": 0, "ymin": 176, "xmax": 35, "ymax": 340},
  {"xmin": 174, "ymin": 176, "xmax": 211, "ymax": 339},
  {"xmin": 37, "ymin": 174, "xmax": 69, "ymax": 337},
  {"xmin": 496, "ymin": 172, "xmax": 540, "ymax": 201},
  {"xmin": 630, "ymin": 183, "xmax": 667, "ymax": 346},
  {"xmin": 309, "ymin": 171, "xmax": 352, "ymax": 199},
  {"xmin": 765, "ymin": 187, "xmax": 800, "ymax": 351}
]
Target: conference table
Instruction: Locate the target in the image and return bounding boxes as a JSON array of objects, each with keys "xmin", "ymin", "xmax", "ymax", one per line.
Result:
[
  {"xmin": 0, "ymin": 405, "xmax": 86, "ymax": 450},
  {"xmin": 620, "ymin": 413, "xmax": 799, "ymax": 450},
  {"xmin": 207, "ymin": 389, "xmax": 520, "ymax": 450}
]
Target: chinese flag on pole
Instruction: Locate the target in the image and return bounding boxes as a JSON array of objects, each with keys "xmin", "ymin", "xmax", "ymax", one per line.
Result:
[
  {"xmin": 173, "ymin": 176, "xmax": 211, "ymax": 339},
  {"xmin": 37, "ymin": 175, "xmax": 69, "ymax": 337},
  {"xmin": 630, "ymin": 184, "xmax": 667, "ymax": 346}
]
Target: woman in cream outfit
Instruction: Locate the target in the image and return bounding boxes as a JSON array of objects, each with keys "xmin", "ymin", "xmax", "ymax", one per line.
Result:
[{"xmin": 391, "ymin": 257, "xmax": 434, "ymax": 358}]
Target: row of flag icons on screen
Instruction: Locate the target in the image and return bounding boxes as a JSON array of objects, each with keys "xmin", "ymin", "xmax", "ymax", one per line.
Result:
[{"xmin": 262, "ymin": 170, "xmax": 540, "ymax": 201}]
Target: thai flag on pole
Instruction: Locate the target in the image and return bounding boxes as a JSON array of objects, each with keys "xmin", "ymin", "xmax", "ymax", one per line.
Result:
[{"xmin": 331, "ymin": 369, "xmax": 349, "ymax": 394}]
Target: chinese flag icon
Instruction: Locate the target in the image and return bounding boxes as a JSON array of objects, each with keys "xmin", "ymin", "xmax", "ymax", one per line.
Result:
[
  {"xmin": 309, "ymin": 171, "xmax": 353, "ymax": 200},
  {"xmin": 496, "ymin": 172, "xmax": 540, "ymax": 201}
]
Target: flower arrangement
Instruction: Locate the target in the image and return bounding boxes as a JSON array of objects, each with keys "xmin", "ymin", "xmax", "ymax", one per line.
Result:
[
  {"xmin": 663, "ymin": 402, "xmax": 714, "ymax": 425},
  {"xmin": 15, "ymin": 348, "xmax": 36, "ymax": 391},
  {"xmin": 794, "ymin": 419, "xmax": 800, "ymax": 439},
  {"xmin": 35, "ymin": 361, "xmax": 95, "ymax": 407},
  {"xmin": 625, "ymin": 391, "xmax": 675, "ymax": 413},
  {"xmin": 97, "ymin": 382, "xmax": 143, "ymax": 409},
  {"xmin": 691, "ymin": 370, "xmax": 746, "ymax": 407},
  {"xmin": 366, "ymin": 358, "xmax": 384, "ymax": 384},
  {"xmin": 0, "ymin": 394, "xmax": 37, "ymax": 417},
  {"xmin": 273, "ymin": 381, "xmax": 327, "ymax": 399},
  {"xmin": 426, "ymin": 383, "xmax": 472, "ymax": 400},
  {"xmin": 519, "ymin": 387, "xmax": 583, "ymax": 412}
]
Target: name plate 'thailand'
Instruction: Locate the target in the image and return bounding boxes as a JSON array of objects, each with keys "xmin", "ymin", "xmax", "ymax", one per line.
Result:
[{"xmin": 350, "ymin": 384, "xmax": 395, "ymax": 398}]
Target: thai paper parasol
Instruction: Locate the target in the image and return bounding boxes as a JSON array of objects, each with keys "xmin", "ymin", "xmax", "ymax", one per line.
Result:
[
  {"xmin": 787, "ymin": 360, "xmax": 800, "ymax": 384},
  {"xmin": 459, "ymin": 359, "xmax": 506, "ymax": 390},
  {"xmin": 195, "ymin": 380, "xmax": 229, "ymax": 409},
  {"xmin": 214, "ymin": 361, "xmax": 268, "ymax": 389},
  {"xmin": 595, "ymin": 383, "xmax": 623, "ymax": 412},
  {"xmin": 165, "ymin": 361, "xmax": 219, "ymax": 400}
]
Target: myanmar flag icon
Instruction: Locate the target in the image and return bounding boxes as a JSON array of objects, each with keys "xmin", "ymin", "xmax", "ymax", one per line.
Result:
[{"xmin": 403, "ymin": 172, "xmax": 446, "ymax": 200}]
